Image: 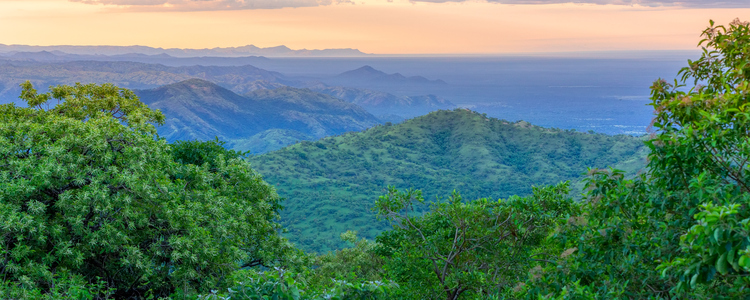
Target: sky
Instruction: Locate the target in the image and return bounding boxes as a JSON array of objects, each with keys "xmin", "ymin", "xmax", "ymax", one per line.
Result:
[{"xmin": 0, "ymin": 0, "xmax": 749, "ymax": 54}]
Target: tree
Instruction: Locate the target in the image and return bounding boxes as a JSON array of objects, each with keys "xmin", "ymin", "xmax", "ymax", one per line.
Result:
[
  {"xmin": 0, "ymin": 82, "xmax": 288, "ymax": 299},
  {"xmin": 518, "ymin": 19, "xmax": 750, "ymax": 299},
  {"xmin": 651, "ymin": 18, "xmax": 750, "ymax": 297},
  {"xmin": 373, "ymin": 183, "xmax": 576, "ymax": 299}
]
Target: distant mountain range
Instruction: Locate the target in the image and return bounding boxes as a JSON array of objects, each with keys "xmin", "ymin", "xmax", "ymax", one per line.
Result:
[
  {"xmin": 0, "ymin": 61, "xmax": 454, "ymax": 122},
  {"xmin": 0, "ymin": 60, "xmax": 294, "ymax": 104},
  {"xmin": 249, "ymin": 109, "xmax": 649, "ymax": 252},
  {"xmin": 135, "ymin": 79, "xmax": 381, "ymax": 153},
  {"xmin": 0, "ymin": 50, "xmax": 272, "ymax": 67},
  {"xmin": 0, "ymin": 44, "xmax": 369, "ymax": 57}
]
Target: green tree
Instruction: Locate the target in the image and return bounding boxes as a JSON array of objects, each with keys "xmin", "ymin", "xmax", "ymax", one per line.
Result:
[
  {"xmin": 518, "ymin": 19, "xmax": 750, "ymax": 299},
  {"xmin": 373, "ymin": 183, "xmax": 576, "ymax": 300},
  {"xmin": 0, "ymin": 82, "xmax": 288, "ymax": 298},
  {"xmin": 651, "ymin": 18, "xmax": 750, "ymax": 297}
]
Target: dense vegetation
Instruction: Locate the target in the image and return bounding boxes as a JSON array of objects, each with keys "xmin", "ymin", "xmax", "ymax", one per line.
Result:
[
  {"xmin": 249, "ymin": 110, "xmax": 647, "ymax": 252},
  {"xmin": 2, "ymin": 19, "xmax": 750, "ymax": 300},
  {"xmin": 0, "ymin": 82, "xmax": 292, "ymax": 298},
  {"xmin": 506, "ymin": 18, "xmax": 750, "ymax": 299}
]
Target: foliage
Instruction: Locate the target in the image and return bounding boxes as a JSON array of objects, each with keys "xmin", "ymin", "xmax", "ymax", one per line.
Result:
[
  {"xmin": 0, "ymin": 271, "xmax": 113, "ymax": 300},
  {"xmin": 513, "ymin": 169, "xmax": 667, "ymax": 299},
  {"xmin": 170, "ymin": 138, "xmax": 247, "ymax": 170},
  {"xmin": 0, "ymin": 82, "xmax": 287, "ymax": 298},
  {"xmin": 373, "ymin": 183, "xmax": 578, "ymax": 300},
  {"xmin": 651, "ymin": 18, "xmax": 750, "ymax": 297},
  {"xmin": 249, "ymin": 109, "xmax": 648, "ymax": 252},
  {"xmin": 308, "ymin": 231, "xmax": 386, "ymax": 287},
  {"xmin": 518, "ymin": 19, "xmax": 750, "ymax": 299},
  {"xmin": 195, "ymin": 268, "xmax": 397, "ymax": 300}
]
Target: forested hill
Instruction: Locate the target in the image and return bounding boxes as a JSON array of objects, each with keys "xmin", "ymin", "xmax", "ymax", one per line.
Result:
[
  {"xmin": 136, "ymin": 78, "xmax": 381, "ymax": 152},
  {"xmin": 248, "ymin": 109, "xmax": 648, "ymax": 252}
]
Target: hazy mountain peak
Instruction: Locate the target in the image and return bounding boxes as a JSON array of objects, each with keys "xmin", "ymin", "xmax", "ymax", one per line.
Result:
[
  {"xmin": 329, "ymin": 65, "xmax": 448, "ymax": 90},
  {"xmin": 338, "ymin": 65, "xmax": 388, "ymax": 78},
  {"xmin": 10, "ymin": 51, "xmax": 60, "ymax": 60},
  {"xmin": 267, "ymin": 45, "xmax": 292, "ymax": 51},
  {"xmin": 155, "ymin": 78, "xmax": 228, "ymax": 93}
]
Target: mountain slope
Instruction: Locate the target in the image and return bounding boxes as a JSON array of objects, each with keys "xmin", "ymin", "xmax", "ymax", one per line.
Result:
[
  {"xmin": 136, "ymin": 78, "xmax": 262, "ymax": 142},
  {"xmin": 136, "ymin": 79, "xmax": 381, "ymax": 152},
  {"xmin": 0, "ymin": 60, "xmax": 294, "ymax": 104},
  {"xmin": 312, "ymin": 86, "xmax": 456, "ymax": 118},
  {"xmin": 248, "ymin": 109, "xmax": 649, "ymax": 253},
  {"xmin": 243, "ymin": 87, "xmax": 381, "ymax": 138}
]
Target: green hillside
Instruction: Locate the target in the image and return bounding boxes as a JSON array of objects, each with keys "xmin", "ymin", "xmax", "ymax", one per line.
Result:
[
  {"xmin": 248, "ymin": 109, "xmax": 648, "ymax": 252},
  {"xmin": 136, "ymin": 79, "xmax": 381, "ymax": 152}
]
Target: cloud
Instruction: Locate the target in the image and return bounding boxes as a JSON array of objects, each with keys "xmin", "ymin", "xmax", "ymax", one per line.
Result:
[
  {"xmin": 70, "ymin": 0, "xmax": 332, "ymax": 10},
  {"xmin": 70, "ymin": 0, "xmax": 750, "ymax": 10},
  {"xmin": 411, "ymin": 0, "xmax": 750, "ymax": 8}
]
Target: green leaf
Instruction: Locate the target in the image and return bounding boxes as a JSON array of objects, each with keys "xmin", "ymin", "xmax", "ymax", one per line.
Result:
[
  {"xmin": 690, "ymin": 272, "xmax": 700, "ymax": 288},
  {"xmin": 714, "ymin": 228, "xmax": 723, "ymax": 243},
  {"xmin": 728, "ymin": 249, "xmax": 739, "ymax": 271},
  {"xmin": 716, "ymin": 252, "xmax": 728, "ymax": 275}
]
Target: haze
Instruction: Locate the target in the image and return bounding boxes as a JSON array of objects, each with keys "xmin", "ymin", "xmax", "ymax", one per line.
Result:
[{"xmin": 1, "ymin": 0, "xmax": 749, "ymax": 54}]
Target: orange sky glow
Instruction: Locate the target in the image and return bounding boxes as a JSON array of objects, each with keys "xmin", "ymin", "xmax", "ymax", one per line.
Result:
[{"xmin": 0, "ymin": 0, "xmax": 748, "ymax": 54}]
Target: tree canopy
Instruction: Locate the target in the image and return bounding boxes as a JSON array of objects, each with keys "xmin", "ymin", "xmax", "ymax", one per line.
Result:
[
  {"xmin": 512, "ymin": 18, "xmax": 750, "ymax": 299},
  {"xmin": 0, "ymin": 81, "xmax": 289, "ymax": 298}
]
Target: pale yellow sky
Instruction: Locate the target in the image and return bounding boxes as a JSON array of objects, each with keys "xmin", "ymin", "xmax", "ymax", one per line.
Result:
[{"xmin": 0, "ymin": 0, "xmax": 747, "ymax": 54}]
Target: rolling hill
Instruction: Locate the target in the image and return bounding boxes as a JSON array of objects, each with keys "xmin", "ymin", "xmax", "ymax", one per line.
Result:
[
  {"xmin": 135, "ymin": 78, "xmax": 381, "ymax": 153},
  {"xmin": 248, "ymin": 109, "xmax": 649, "ymax": 253}
]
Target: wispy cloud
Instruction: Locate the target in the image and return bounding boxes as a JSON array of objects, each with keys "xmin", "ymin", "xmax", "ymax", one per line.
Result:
[
  {"xmin": 70, "ymin": 0, "xmax": 750, "ymax": 10},
  {"xmin": 70, "ymin": 0, "xmax": 334, "ymax": 10},
  {"xmin": 411, "ymin": 0, "xmax": 750, "ymax": 8}
]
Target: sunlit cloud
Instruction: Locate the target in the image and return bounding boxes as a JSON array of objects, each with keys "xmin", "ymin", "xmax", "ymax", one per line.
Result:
[
  {"xmin": 411, "ymin": 0, "xmax": 750, "ymax": 8},
  {"xmin": 70, "ymin": 0, "xmax": 750, "ymax": 10},
  {"xmin": 69, "ymin": 0, "xmax": 336, "ymax": 10}
]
